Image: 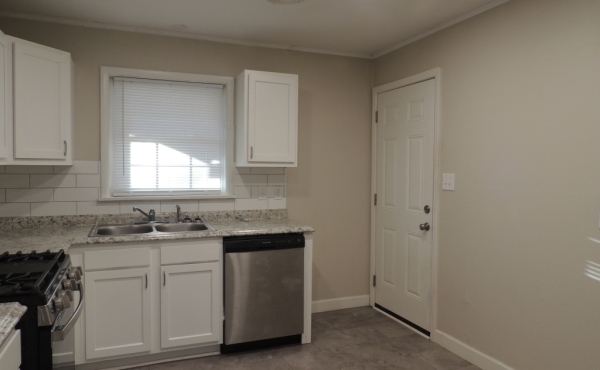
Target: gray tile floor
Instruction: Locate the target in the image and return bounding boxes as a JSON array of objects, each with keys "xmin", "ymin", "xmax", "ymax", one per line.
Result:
[{"xmin": 133, "ymin": 307, "xmax": 480, "ymax": 370}]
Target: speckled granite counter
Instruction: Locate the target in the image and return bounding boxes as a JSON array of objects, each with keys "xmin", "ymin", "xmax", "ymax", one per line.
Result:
[
  {"xmin": 0, "ymin": 303, "xmax": 26, "ymax": 348},
  {"xmin": 0, "ymin": 218, "xmax": 314, "ymax": 254}
]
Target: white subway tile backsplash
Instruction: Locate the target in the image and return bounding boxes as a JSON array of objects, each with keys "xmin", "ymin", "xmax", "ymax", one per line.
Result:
[
  {"xmin": 235, "ymin": 198, "xmax": 269, "ymax": 210},
  {"xmin": 31, "ymin": 202, "xmax": 77, "ymax": 216},
  {"xmin": 54, "ymin": 188, "xmax": 98, "ymax": 202},
  {"xmin": 250, "ymin": 167, "xmax": 285, "ymax": 175},
  {"xmin": 119, "ymin": 201, "xmax": 161, "ymax": 214},
  {"xmin": 30, "ymin": 174, "xmax": 76, "ymax": 188},
  {"xmin": 7, "ymin": 188, "xmax": 53, "ymax": 203},
  {"xmin": 160, "ymin": 200, "xmax": 199, "ymax": 213},
  {"xmin": 76, "ymin": 174, "xmax": 100, "ymax": 188},
  {"xmin": 6, "ymin": 165, "xmax": 54, "ymax": 174},
  {"xmin": 0, "ymin": 174, "xmax": 29, "ymax": 188},
  {"xmin": 0, "ymin": 203, "xmax": 30, "ymax": 217},
  {"xmin": 198, "ymin": 199, "xmax": 235, "ymax": 211},
  {"xmin": 268, "ymin": 198, "xmax": 287, "ymax": 210},
  {"xmin": 235, "ymin": 167, "xmax": 252, "ymax": 175},
  {"xmin": 234, "ymin": 174, "xmax": 268, "ymax": 186},
  {"xmin": 234, "ymin": 186, "xmax": 252, "ymax": 199},
  {"xmin": 54, "ymin": 161, "xmax": 99, "ymax": 174},
  {"xmin": 267, "ymin": 175, "xmax": 286, "ymax": 185},
  {"xmin": 0, "ymin": 160, "xmax": 287, "ymax": 217},
  {"xmin": 77, "ymin": 201, "xmax": 120, "ymax": 215}
]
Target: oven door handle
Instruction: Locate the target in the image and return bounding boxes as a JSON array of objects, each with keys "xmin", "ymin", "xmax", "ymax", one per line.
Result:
[{"xmin": 52, "ymin": 281, "xmax": 84, "ymax": 342}]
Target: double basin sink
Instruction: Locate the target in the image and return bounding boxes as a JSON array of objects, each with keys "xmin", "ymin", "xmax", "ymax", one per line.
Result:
[{"xmin": 89, "ymin": 222, "xmax": 213, "ymax": 237}]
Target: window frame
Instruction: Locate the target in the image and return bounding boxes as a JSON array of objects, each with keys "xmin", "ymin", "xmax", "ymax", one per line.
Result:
[{"xmin": 99, "ymin": 66, "xmax": 235, "ymax": 201}]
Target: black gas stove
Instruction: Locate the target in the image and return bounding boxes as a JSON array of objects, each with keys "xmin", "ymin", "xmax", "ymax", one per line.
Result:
[{"xmin": 0, "ymin": 249, "xmax": 83, "ymax": 370}]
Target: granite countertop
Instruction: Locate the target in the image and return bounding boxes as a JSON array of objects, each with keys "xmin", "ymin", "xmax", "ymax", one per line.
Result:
[
  {"xmin": 0, "ymin": 218, "xmax": 314, "ymax": 254},
  {"xmin": 0, "ymin": 303, "xmax": 27, "ymax": 348}
]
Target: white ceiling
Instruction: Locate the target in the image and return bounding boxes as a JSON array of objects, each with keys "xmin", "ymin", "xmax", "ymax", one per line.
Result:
[{"xmin": 0, "ymin": 0, "xmax": 508, "ymax": 59}]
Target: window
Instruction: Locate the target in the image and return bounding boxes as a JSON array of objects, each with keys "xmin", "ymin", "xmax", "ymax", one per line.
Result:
[{"xmin": 100, "ymin": 67, "xmax": 234, "ymax": 200}]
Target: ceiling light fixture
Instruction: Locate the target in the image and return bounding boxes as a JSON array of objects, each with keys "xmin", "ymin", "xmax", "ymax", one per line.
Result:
[{"xmin": 268, "ymin": 0, "xmax": 305, "ymax": 4}]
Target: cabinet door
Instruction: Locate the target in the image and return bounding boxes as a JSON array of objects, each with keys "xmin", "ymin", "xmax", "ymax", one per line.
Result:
[
  {"xmin": 247, "ymin": 72, "xmax": 298, "ymax": 164},
  {"xmin": 161, "ymin": 262, "xmax": 221, "ymax": 348},
  {"xmin": 0, "ymin": 35, "xmax": 9, "ymax": 159},
  {"xmin": 13, "ymin": 41, "xmax": 71, "ymax": 160},
  {"xmin": 85, "ymin": 268, "xmax": 151, "ymax": 360}
]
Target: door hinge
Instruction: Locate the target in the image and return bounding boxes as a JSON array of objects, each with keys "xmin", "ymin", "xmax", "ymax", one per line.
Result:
[
  {"xmin": 374, "ymin": 194, "xmax": 377, "ymax": 206},
  {"xmin": 373, "ymin": 275, "xmax": 376, "ymax": 287},
  {"xmin": 375, "ymin": 111, "xmax": 378, "ymax": 123}
]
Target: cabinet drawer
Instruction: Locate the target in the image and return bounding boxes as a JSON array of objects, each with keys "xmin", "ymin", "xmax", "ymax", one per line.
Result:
[
  {"xmin": 161, "ymin": 240, "xmax": 221, "ymax": 265},
  {"xmin": 0, "ymin": 330, "xmax": 21, "ymax": 370},
  {"xmin": 84, "ymin": 247, "xmax": 150, "ymax": 271}
]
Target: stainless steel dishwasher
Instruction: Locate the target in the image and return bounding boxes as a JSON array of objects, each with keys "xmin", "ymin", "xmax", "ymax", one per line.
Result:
[{"xmin": 221, "ymin": 233, "xmax": 304, "ymax": 353}]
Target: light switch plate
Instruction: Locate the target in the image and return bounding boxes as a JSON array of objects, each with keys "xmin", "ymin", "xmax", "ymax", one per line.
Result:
[
  {"xmin": 442, "ymin": 173, "xmax": 455, "ymax": 191},
  {"xmin": 258, "ymin": 186, "xmax": 267, "ymax": 199}
]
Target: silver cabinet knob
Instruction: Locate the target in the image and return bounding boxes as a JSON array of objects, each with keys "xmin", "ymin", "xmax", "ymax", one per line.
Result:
[{"xmin": 419, "ymin": 223, "xmax": 431, "ymax": 231}]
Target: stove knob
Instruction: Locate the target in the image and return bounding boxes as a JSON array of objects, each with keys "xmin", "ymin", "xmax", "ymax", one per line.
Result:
[
  {"xmin": 57, "ymin": 290, "xmax": 72, "ymax": 309},
  {"xmin": 53, "ymin": 297, "xmax": 66, "ymax": 311},
  {"xmin": 63, "ymin": 278, "xmax": 79, "ymax": 291},
  {"xmin": 68, "ymin": 267, "xmax": 82, "ymax": 281}
]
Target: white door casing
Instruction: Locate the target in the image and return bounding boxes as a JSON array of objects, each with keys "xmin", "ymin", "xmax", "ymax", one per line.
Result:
[
  {"xmin": 161, "ymin": 262, "xmax": 221, "ymax": 349},
  {"xmin": 374, "ymin": 78, "xmax": 435, "ymax": 332},
  {"xmin": 0, "ymin": 34, "xmax": 9, "ymax": 159}
]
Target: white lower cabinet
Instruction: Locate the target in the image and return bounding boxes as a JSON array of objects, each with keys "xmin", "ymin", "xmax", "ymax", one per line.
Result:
[
  {"xmin": 161, "ymin": 262, "xmax": 221, "ymax": 348},
  {"xmin": 0, "ymin": 330, "xmax": 21, "ymax": 370},
  {"xmin": 85, "ymin": 267, "xmax": 152, "ymax": 360},
  {"xmin": 74, "ymin": 238, "xmax": 223, "ymax": 366}
]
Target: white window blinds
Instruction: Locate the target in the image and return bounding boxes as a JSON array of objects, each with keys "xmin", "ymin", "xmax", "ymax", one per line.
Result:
[{"xmin": 111, "ymin": 77, "xmax": 226, "ymax": 196}]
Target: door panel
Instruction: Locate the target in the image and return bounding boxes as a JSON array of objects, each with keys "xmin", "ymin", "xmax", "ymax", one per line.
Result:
[
  {"xmin": 85, "ymin": 268, "xmax": 151, "ymax": 360},
  {"xmin": 161, "ymin": 262, "xmax": 221, "ymax": 348},
  {"xmin": 375, "ymin": 79, "xmax": 435, "ymax": 332}
]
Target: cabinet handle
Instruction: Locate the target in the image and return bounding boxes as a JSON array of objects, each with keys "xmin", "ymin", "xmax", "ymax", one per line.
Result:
[
  {"xmin": 251, "ymin": 146, "xmax": 253, "ymax": 159},
  {"xmin": 145, "ymin": 274, "xmax": 148, "ymax": 289},
  {"xmin": 64, "ymin": 140, "xmax": 67, "ymax": 156},
  {"xmin": 163, "ymin": 271, "xmax": 166, "ymax": 286}
]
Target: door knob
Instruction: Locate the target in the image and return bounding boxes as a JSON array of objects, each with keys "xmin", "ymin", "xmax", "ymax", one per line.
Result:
[
  {"xmin": 424, "ymin": 205, "xmax": 431, "ymax": 214},
  {"xmin": 419, "ymin": 223, "xmax": 430, "ymax": 231}
]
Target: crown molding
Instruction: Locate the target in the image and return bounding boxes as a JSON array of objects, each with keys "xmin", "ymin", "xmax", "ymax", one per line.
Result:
[
  {"xmin": 0, "ymin": 10, "xmax": 372, "ymax": 59},
  {"xmin": 373, "ymin": 0, "xmax": 510, "ymax": 58}
]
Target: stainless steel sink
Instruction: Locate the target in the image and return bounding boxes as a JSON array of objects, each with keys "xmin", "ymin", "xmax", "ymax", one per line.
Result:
[
  {"xmin": 154, "ymin": 223, "xmax": 209, "ymax": 233},
  {"xmin": 95, "ymin": 224, "xmax": 154, "ymax": 236},
  {"xmin": 89, "ymin": 222, "xmax": 213, "ymax": 237}
]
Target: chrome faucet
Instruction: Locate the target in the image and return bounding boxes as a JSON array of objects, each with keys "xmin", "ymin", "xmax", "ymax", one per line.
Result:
[
  {"xmin": 175, "ymin": 204, "xmax": 181, "ymax": 222},
  {"xmin": 133, "ymin": 207, "xmax": 155, "ymax": 222}
]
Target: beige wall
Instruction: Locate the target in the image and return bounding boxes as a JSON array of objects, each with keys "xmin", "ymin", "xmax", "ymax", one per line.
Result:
[
  {"xmin": 0, "ymin": 17, "xmax": 374, "ymax": 302},
  {"xmin": 375, "ymin": 0, "xmax": 600, "ymax": 369}
]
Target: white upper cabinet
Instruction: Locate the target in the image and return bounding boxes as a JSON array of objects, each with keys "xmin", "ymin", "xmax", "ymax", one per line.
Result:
[
  {"xmin": 12, "ymin": 38, "xmax": 72, "ymax": 164},
  {"xmin": 235, "ymin": 70, "xmax": 298, "ymax": 167},
  {"xmin": 0, "ymin": 33, "xmax": 10, "ymax": 159}
]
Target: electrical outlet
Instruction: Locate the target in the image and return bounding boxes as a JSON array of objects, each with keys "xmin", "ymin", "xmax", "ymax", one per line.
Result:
[
  {"xmin": 258, "ymin": 186, "xmax": 268, "ymax": 199},
  {"xmin": 274, "ymin": 186, "xmax": 284, "ymax": 199},
  {"xmin": 442, "ymin": 173, "xmax": 455, "ymax": 191}
]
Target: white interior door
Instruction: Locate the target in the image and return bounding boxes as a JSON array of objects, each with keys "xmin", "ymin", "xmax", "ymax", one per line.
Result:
[{"xmin": 375, "ymin": 79, "xmax": 435, "ymax": 333}]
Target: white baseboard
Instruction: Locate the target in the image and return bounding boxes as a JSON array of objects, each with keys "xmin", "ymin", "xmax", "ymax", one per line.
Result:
[
  {"xmin": 312, "ymin": 295, "xmax": 370, "ymax": 313},
  {"xmin": 433, "ymin": 330, "xmax": 515, "ymax": 370}
]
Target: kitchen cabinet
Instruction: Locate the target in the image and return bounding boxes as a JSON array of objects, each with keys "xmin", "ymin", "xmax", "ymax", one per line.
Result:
[
  {"xmin": 84, "ymin": 267, "xmax": 152, "ymax": 360},
  {"xmin": 235, "ymin": 70, "xmax": 298, "ymax": 167},
  {"xmin": 0, "ymin": 330, "xmax": 21, "ymax": 370},
  {"xmin": 161, "ymin": 262, "xmax": 221, "ymax": 348},
  {"xmin": 0, "ymin": 32, "xmax": 10, "ymax": 159},
  {"xmin": 72, "ymin": 239, "xmax": 222, "ymax": 367},
  {"xmin": 0, "ymin": 32, "xmax": 73, "ymax": 165}
]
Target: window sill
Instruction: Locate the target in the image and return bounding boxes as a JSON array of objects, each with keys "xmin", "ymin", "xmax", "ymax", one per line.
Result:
[{"xmin": 97, "ymin": 195, "xmax": 237, "ymax": 202}]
